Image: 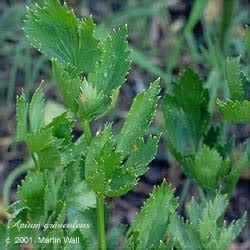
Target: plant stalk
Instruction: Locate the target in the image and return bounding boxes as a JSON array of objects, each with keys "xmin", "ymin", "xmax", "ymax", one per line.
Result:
[
  {"xmin": 83, "ymin": 120, "xmax": 92, "ymax": 145},
  {"xmin": 96, "ymin": 195, "xmax": 106, "ymax": 250}
]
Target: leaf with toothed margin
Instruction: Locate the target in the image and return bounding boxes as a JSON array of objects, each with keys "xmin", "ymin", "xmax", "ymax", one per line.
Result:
[
  {"xmin": 225, "ymin": 57, "xmax": 244, "ymax": 101},
  {"xmin": 44, "ymin": 112, "xmax": 73, "ymax": 145},
  {"xmin": 217, "ymin": 99, "xmax": 250, "ymax": 123},
  {"xmin": 125, "ymin": 180, "xmax": 178, "ymax": 250},
  {"xmin": 198, "ymin": 194, "xmax": 228, "ymax": 244},
  {"xmin": 29, "ymin": 82, "xmax": 45, "ymax": 132},
  {"xmin": 17, "ymin": 171, "xmax": 45, "ymax": 222},
  {"xmin": 16, "ymin": 92, "xmax": 28, "ymax": 141},
  {"xmin": 77, "ymin": 78, "xmax": 108, "ymax": 121},
  {"xmin": 169, "ymin": 194, "xmax": 245, "ymax": 250},
  {"xmin": 89, "ymin": 25, "xmax": 130, "ymax": 96},
  {"xmin": 61, "ymin": 134, "xmax": 87, "ymax": 168},
  {"xmin": 7, "ymin": 202, "xmax": 38, "ymax": 249},
  {"xmin": 168, "ymin": 214, "xmax": 202, "ymax": 250},
  {"xmin": 44, "ymin": 170, "xmax": 64, "ymax": 214},
  {"xmin": 224, "ymin": 152, "xmax": 249, "ymax": 195},
  {"xmin": 85, "ymin": 124, "xmax": 137, "ymax": 197},
  {"xmin": 52, "ymin": 60, "xmax": 81, "ymax": 113},
  {"xmin": 25, "ymin": 128, "xmax": 54, "ymax": 153},
  {"xmin": 124, "ymin": 135, "xmax": 160, "ymax": 176},
  {"xmin": 212, "ymin": 214, "xmax": 246, "ymax": 250},
  {"xmin": 162, "ymin": 68, "xmax": 210, "ymax": 157},
  {"xmin": 117, "ymin": 79, "xmax": 160, "ymax": 157},
  {"xmin": 191, "ymin": 146, "xmax": 223, "ymax": 190},
  {"xmin": 37, "ymin": 138, "xmax": 63, "ymax": 169},
  {"xmin": 85, "ymin": 124, "xmax": 116, "ymax": 194},
  {"xmin": 67, "ymin": 180, "xmax": 96, "ymax": 212},
  {"xmin": 24, "ymin": 0, "xmax": 100, "ymax": 74}
]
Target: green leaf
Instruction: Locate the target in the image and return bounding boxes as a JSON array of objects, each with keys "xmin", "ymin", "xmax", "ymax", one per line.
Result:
[
  {"xmin": 77, "ymin": 79, "xmax": 107, "ymax": 121},
  {"xmin": 25, "ymin": 128, "xmax": 54, "ymax": 153},
  {"xmin": 45, "ymin": 112, "xmax": 73, "ymax": 145},
  {"xmin": 24, "ymin": 0, "xmax": 100, "ymax": 74},
  {"xmin": 67, "ymin": 180, "xmax": 96, "ymax": 212},
  {"xmin": 44, "ymin": 170, "xmax": 64, "ymax": 213},
  {"xmin": 225, "ymin": 57, "xmax": 244, "ymax": 101},
  {"xmin": 125, "ymin": 135, "xmax": 160, "ymax": 176},
  {"xmin": 185, "ymin": 197, "xmax": 202, "ymax": 228},
  {"xmin": 217, "ymin": 99, "xmax": 250, "ymax": 123},
  {"xmin": 169, "ymin": 194, "xmax": 245, "ymax": 250},
  {"xmin": 85, "ymin": 124, "xmax": 136, "ymax": 197},
  {"xmin": 52, "ymin": 60, "xmax": 81, "ymax": 113},
  {"xmin": 89, "ymin": 25, "xmax": 130, "ymax": 95},
  {"xmin": 198, "ymin": 194, "xmax": 228, "ymax": 244},
  {"xmin": 215, "ymin": 214, "xmax": 246, "ymax": 250},
  {"xmin": 125, "ymin": 180, "xmax": 178, "ymax": 250},
  {"xmin": 224, "ymin": 153, "xmax": 249, "ymax": 195},
  {"xmin": 29, "ymin": 83, "xmax": 45, "ymax": 132},
  {"xmin": 168, "ymin": 214, "xmax": 202, "ymax": 250},
  {"xmin": 65, "ymin": 229, "xmax": 89, "ymax": 250},
  {"xmin": 192, "ymin": 146, "xmax": 223, "ymax": 190},
  {"xmin": 117, "ymin": 79, "xmax": 160, "ymax": 156},
  {"xmin": 17, "ymin": 171, "xmax": 45, "ymax": 222},
  {"xmin": 78, "ymin": 17, "xmax": 101, "ymax": 73},
  {"xmin": 37, "ymin": 138, "xmax": 62, "ymax": 169},
  {"xmin": 162, "ymin": 68, "xmax": 210, "ymax": 156},
  {"xmin": 16, "ymin": 92, "xmax": 28, "ymax": 141}
]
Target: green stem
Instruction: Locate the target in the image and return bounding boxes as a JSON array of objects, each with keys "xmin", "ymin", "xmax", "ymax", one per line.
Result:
[
  {"xmin": 32, "ymin": 153, "xmax": 39, "ymax": 168},
  {"xmin": 96, "ymin": 195, "xmax": 106, "ymax": 250},
  {"xmin": 3, "ymin": 159, "xmax": 34, "ymax": 207},
  {"xmin": 83, "ymin": 120, "xmax": 92, "ymax": 145}
]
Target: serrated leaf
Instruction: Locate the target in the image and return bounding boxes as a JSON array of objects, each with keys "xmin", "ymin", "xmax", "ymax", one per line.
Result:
[
  {"xmin": 185, "ymin": 198, "xmax": 202, "ymax": 228},
  {"xmin": 26, "ymin": 128, "xmax": 54, "ymax": 153},
  {"xmin": 52, "ymin": 60, "xmax": 81, "ymax": 113},
  {"xmin": 17, "ymin": 171, "xmax": 45, "ymax": 222},
  {"xmin": 16, "ymin": 92, "xmax": 28, "ymax": 141},
  {"xmin": 45, "ymin": 112, "xmax": 73, "ymax": 145},
  {"xmin": 224, "ymin": 153, "xmax": 249, "ymax": 195},
  {"xmin": 215, "ymin": 214, "xmax": 246, "ymax": 250},
  {"xmin": 78, "ymin": 17, "xmax": 101, "ymax": 73},
  {"xmin": 125, "ymin": 135, "xmax": 160, "ymax": 176},
  {"xmin": 162, "ymin": 68, "xmax": 210, "ymax": 156},
  {"xmin": 44, "ymin": 170, "xmax": 64, "ymax": 213},
  {"xmin": 198, "ymin": 194, "xmax": 228, "ymax": 244},
  {"xmin": 65, "ymin": 229, "xmax": 89, "ymax": 250},
  {"xmin": 169, "ymin": 194, "xmax": 245, "ymax": 250},
  {"xmin": 77, "ymin": 79, "xmax": 107, "ymax": 121},
  {"xmin": 125, "ymin": 180, "xmax": 178, "ymax": 250},
  {"xmin": 37, "ymin": 138, "xmax": 63, "ymax": 169},
  {"xmin": 217, "ymin": 99, "xmax": 250, "ymax": 123},
  {"xmin": 89, "ymin": 25, "xmax": 130, "ymax": 96},
  {"xmin": 168, "ymin": 214, "xmax": 202, "ymax": 250},
  {"xmin": 24, "ymin": 0, "xmax": 100, "ymax": 74},
  {"xmin": 117, "ymin": 79, "xmax": 160, "ymax": 156},
  {"xmin": 29, "ymin": 82, "xmax": 45, "ymax": 132},
  {"xmin": 192, "ymin": 146, "xmax": 223, "ymax": 190},
  {"xmin": 85, "ymin": 124, "xmax": 136, "ymax": 197},
  {"xmin": 225, "ymin": 57, "xmax": 244, "ymax": 101},
  {"xmin": 67, "ymin": 180, "xmax": 96, "ymax": 212}
]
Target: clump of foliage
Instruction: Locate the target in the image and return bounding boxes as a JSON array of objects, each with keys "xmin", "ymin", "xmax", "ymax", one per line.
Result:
[{"xmin": 1, "ymin": 1, "xmax": 248, "ymax": 249}]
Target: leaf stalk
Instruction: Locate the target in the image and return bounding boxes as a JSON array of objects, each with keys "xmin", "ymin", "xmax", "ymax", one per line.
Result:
[{"xmin": 96, "ymin": 194, "xmax": 106, "ymax": 250}]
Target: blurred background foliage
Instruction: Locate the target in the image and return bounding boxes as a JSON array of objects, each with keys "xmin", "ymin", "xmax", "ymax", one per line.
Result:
[{"xmin": 0, "ymin": 0, "xmax": 249, "ymax": 247}]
